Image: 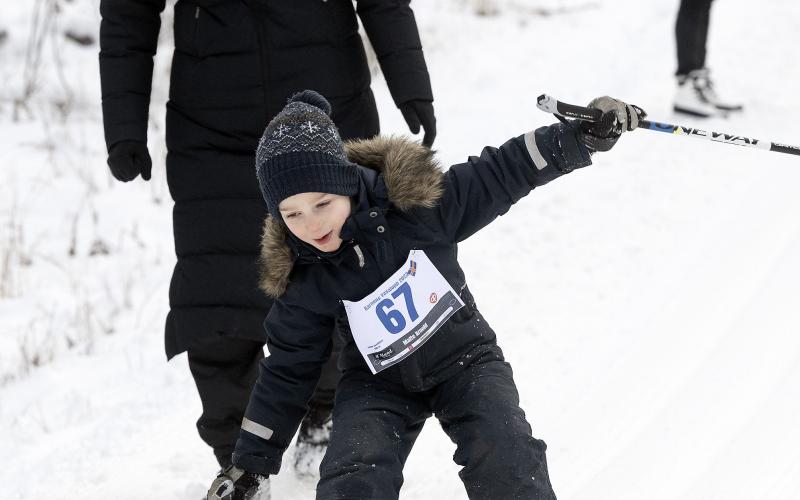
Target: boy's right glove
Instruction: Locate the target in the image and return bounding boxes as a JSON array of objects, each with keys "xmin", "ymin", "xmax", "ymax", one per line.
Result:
[
  {"xmin": 577, "ymin": 96, "xmax": 646, "ymax": 152},
  {"xmin": 207, "ymin": 465, "xmax": 270, "ymax": 500},
  {"xmin": 534, "ymin": 96, "xmax": 646, "ymax": 175}
]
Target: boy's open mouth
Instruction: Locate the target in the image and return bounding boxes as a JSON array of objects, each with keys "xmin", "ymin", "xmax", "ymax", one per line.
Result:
[{"xmin": 314, "ymin": 231, "xmax": 332, "ymax": 245}]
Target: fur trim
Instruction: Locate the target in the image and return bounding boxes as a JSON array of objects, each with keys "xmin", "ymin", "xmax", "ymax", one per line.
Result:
[
  {"xmin": 345, "ymin": 136, "xmax": 443, "ymax": 211},
  {"xmin": 257, "ymin": 217, "xmax": 294, "ymax": 299},
  {"xmin": 257, "ymin": 136, "xmax": 443, "ymax": 298}
]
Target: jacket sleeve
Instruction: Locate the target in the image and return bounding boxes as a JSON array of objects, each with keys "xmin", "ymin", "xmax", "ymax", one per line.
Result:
[
  {"xmin": 232, "ymin": 290, "xmax": 334, "ymax": 476},
  {"xmin": 99, "ymin": 0, "xmax": 166, "ymax": 150},
  {"xmin": 437, "ymin": 122, "xmax": 593, "ymax": 243},
  {"xmin": 356, "ymin": 0, "xmax": 433, "ymax": 106}
]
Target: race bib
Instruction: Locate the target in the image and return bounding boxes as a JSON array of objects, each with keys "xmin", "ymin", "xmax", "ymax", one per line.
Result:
[{"xmin": 343, "ymin": 250, "xmax": 465, "ymax": 374}]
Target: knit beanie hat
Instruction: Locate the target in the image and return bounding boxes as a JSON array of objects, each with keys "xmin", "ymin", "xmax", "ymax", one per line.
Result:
[{"xmin": 255, "ymin": 90, "xmax": 359, "ymax": 218}]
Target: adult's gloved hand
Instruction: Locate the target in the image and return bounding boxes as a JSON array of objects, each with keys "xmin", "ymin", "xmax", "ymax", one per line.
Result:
[
  {"xmin": 399, "ymin": 99, "xmax": 436, "ymax": 148},
  {"xmin": 577, "ymin": 96, "xmax": 646, "ymax": 152},
  {"xmin": 207, "ymin": 465, "xmax": 270, "ymax": 500},
  {"xmin": 106, "ymin": 140, "xmax": 152, "ymax": 182}
]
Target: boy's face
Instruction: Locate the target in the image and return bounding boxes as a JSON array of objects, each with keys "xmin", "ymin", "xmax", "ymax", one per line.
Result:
[{"xmin": 279, "ymin": 192, "xmax": 352, "ymax": 252}]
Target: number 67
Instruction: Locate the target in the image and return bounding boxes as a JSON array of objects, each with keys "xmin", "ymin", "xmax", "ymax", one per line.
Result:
[{"xmin": 376, "ymin": 282, "xmax": 419, "ymax": 334}]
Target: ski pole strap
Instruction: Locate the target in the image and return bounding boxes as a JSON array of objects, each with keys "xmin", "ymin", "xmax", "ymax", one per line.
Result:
[{"xmin": 536, "ymin": 94, "xmax": 800, "ymax": 157}]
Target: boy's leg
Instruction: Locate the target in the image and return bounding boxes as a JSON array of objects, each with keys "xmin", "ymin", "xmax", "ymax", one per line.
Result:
[
  {"xmin": 433, "ymin": 359, "xmax": 556, "ymax": 500},
  {"xmin": 317, "ymin": 370, "xmax": 429, "ymax": 500}
]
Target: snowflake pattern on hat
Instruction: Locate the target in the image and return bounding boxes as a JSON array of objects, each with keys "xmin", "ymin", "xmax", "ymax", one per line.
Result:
[
  {"xmin": 256, "ymin": 95, "xmax": 348, "ymax": 176},
  {"xmin": 254, "ymin": 90, "xmax": 359, "ymax": 218}
]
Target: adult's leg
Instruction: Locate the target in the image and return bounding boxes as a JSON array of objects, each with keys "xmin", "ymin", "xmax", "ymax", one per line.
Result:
[
  {"xmin": 675, "ymin": 0, "xmax": 715, "ymax": 76},
  {"xmin": 317, "ymin": 370, "xmax": 429, "ymax": 500},
  {"xmin": 187, "ymin": 336, "xmax": 264, "ymax": 468},
  {"xmin": 433, "ymin": 359, "xmax": 556, "ymax": 500}
]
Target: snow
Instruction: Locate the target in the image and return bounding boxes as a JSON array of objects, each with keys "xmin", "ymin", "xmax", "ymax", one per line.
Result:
[{"xmin": 2, "ymin": 0, "xmax": 800, "ymax": 498}]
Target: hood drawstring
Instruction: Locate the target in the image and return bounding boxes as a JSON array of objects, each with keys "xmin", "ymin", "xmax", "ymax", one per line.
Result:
[{"xmin": 353, "ymin": 244, "xmax": 365, "ymax": 269}]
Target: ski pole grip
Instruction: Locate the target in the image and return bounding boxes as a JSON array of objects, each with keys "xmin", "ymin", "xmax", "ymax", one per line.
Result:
[
  {"xmin": 537, "ymin": 94, "xmax": 602, "ymax": 122},
  {"xmin": 536, "ymin": 94, "xmax": 560, "ymax": 115},
  {"xmin": 207, "ymin": 477, "xmax": 234, "ymax": 500}
]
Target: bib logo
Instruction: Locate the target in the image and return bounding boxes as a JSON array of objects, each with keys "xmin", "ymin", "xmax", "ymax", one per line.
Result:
[
  {"xmin": 409, "ymin": 260, "xmax": 417, "ymax": 276},
  {"xmin": 429, "ymin": 292, "xmax": 438, "ymax": 303}
]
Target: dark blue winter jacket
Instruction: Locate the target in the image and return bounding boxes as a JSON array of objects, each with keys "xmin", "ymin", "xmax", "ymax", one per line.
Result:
[{"xmin": 233, "ymin": 123, "xmax": 592, "ymax": 475}]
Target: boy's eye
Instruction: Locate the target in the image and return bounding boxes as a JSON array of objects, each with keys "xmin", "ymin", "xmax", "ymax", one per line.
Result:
[
  {"xmin": 285, "ymin": 212, "xmax": 299, "ymax": 219},
  {"xmin": 317, "ymin": 200, "xmax": 331, "ymax": 209}
]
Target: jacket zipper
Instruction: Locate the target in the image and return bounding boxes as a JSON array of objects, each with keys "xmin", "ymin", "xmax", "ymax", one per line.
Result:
[
  {"xmin": 246, "ymin": 1, "xmax": 272, "ymax": 125},
  {"xmin": 193, "ymin": 6, "xmax": 200, "ymax": 52}
]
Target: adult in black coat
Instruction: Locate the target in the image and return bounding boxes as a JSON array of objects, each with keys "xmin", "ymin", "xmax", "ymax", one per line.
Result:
[{"xmin": 99, "ymin": 0, "xmax": 436, "ymax": 469}]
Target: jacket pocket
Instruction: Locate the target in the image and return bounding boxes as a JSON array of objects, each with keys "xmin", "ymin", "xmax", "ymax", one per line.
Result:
[
  {"xmin": 203, "ymin": 1, "xmax": 257, "ymax": 57},
  {"xmin": 178, "ymin": 1, "xmax": 256, "ymax": 58}
]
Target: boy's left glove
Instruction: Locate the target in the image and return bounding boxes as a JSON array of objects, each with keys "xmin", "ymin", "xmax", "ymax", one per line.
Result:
[
  {"xmin": 207, "ymin": 465, "xmax": 270, "ymax": 500},
  {"xmin": 577, "ymin": 96, "xmax": 646, "ymax": 152}
]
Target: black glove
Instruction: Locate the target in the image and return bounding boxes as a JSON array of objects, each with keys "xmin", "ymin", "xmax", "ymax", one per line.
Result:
[
  {"xmin": 207, "ymin": 465, "xmax": 270, "ymax": 500},
  {"xmin": 106, "ymin": 140, "xmax": 152, "ymax": 182},
  {"xmin": 399, "ymin": 99, "xmax": 437, "ymax": 148},
  {"xmin": 577, "ymin": 96, "xmax": 646, "ymax": 152}
]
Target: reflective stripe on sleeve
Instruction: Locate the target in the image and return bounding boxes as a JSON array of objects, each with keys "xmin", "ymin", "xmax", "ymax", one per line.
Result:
[
  {"xmin": 524, "ymin": 130, "xmax": 548, "ymax": 171},
  {"xmin": 241, "ymin": 417, "xmax": 274, "ymax": 440}
]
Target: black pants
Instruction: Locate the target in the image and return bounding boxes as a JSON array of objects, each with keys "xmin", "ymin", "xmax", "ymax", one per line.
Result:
[
  {"xmin": 188, "ymin": 337, "xmax": 263, "ymax": 467},
  {"xmin": 675, "ymin": 0, "xmax": 714, "ymax": 76},
  {"xmin": 317, "ymin": 359, "xmax": 556, "ymax": 500}
]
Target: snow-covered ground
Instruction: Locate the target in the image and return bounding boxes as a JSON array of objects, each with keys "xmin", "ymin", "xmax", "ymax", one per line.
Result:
[{"xmin": 2, "ymin": 0, "xmax": 799, "ymax": 498}]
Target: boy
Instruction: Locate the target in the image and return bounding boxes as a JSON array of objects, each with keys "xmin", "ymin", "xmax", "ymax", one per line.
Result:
[{"xmin": 207, "ymin": 90, "xmax": 641, "ymax": 500}]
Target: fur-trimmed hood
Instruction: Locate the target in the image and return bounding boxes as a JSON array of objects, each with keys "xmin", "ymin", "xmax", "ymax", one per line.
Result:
[{"xmin": 257, "ymin": 136, "xmax": 444, "ymax": 298}]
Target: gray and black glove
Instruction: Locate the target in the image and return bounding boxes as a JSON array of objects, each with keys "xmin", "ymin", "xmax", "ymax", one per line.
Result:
[
  {"xmin": 577, "ymin": 96, "xmax": 645, "ymax": 152},
  {"xmin": 207, "ymin": 465, "xmax": 270, "ymax": 500},
  {"xmin": 106, "ymin": 140, "xmax": 152, "ymax": 182},
  {"xmin": 399, "ymin": 99, "xmax": 436, "ymax": 148}
]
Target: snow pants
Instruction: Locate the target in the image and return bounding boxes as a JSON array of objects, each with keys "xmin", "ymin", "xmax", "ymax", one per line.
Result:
[
  {"xmin": 675, "ymin": 0, "xmax": 715, "ymax": 75},
  {"xmin": 317, "ymin": 358, "xmax": 556, "ymax": 500}
]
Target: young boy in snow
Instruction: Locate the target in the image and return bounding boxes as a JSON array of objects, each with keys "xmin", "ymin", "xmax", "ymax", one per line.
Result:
[{"xmin": 207, "ymin": 90, "xmax": 641, "ymax": 500}]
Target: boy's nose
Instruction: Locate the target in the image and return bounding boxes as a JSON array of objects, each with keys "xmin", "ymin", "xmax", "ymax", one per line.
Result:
[{"xmin": 306, "ymin": 217, "xmax": 322, "ymax": 234}]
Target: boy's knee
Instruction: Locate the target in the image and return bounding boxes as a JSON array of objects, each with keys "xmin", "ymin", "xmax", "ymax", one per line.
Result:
[{"xmin": 318, "ymin": 461, "xmax": 402, "ymax": 500}]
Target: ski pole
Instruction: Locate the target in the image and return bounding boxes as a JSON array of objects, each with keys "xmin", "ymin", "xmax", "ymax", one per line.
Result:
[{"xmin": 536, "ymin": 94, "xmax": 800, "ymax": 157}]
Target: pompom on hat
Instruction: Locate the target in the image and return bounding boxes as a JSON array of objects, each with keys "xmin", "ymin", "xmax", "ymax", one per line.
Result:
[{"xmin": 255, "ymin": 90, "xmax": 359, "ymax": 218}]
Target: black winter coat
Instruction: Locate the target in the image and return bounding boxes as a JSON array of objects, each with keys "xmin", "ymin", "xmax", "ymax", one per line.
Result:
[
  {"xmin": 233, "ymin": 125, "xmax": 593, "ymax": 475},
  {"xmin": 98, "ymin": 0, "xmax": 433, "ymax": 357}
]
